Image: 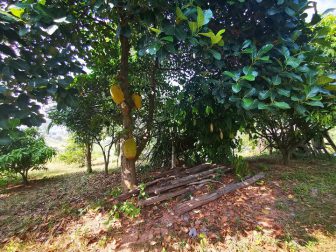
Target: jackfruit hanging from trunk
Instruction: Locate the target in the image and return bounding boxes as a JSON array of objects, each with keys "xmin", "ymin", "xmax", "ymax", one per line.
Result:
[
  {"xmin": 110, "ymin": 85, "xmax": 125, "ymax": 105},
  {"xmin": 123, "ymin": 138, "xmax": 137, "ymax": 160}
]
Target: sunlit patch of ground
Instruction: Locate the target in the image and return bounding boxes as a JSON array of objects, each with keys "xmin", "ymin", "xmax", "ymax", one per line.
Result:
[{"xmin": 0, "ymin": 156, "xmax": 335, "ymax": 251}]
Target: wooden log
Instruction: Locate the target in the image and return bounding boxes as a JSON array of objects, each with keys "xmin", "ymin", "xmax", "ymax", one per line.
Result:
[
  {"xmin": 149, "ymin": 166, "xmax": 186, "ymax": 181},
  {"xmin": 138, "ymin": 187, "xmax": 194, "ymax": 207},
  {"xmin": 117, "ymin": 164, "xmax": 228, "ymax": 201},
  {"xmin": 182, "ymin": 163, "xmax": 214, "ymax": 175},
  {"xmin": 174, "ymin": 172, "xmax": 265, "ymax": 215},
  {"xmin": 145, "ymin": 164, "xmax": 215, "ymax": 188},
  {"xmin": 138, "ymin": 182, "xmax": 209, "ymax": 207},
  {"xmin": 147, "ymin": 166, "xmax": 231, "ymax": 195}
]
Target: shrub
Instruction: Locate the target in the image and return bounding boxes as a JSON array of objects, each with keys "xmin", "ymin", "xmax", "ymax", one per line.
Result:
[
  {"xmin": 0, "ymin": 128, "xmax": 56, "ymax": 184},
  {"xmin": 58, "ymin": 137, "xmax": 85, "ymax": 165},
  {"xmin": 230, "ymin": 155, "xmax": 250, "ymax": 180}
]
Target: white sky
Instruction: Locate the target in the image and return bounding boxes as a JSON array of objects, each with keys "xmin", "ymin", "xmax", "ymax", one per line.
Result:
[{"xmin": 306, "ymin": 0, "xmax": 336, "ymax": 18}]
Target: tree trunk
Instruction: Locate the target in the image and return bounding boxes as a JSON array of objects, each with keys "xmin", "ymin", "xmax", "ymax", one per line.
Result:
[
  {"xmin": 121, "ymin": 156, "xmax": 137, "ymax": 190},
  {"xmin": 103, "ymin": 153, "xmax": 108, "ymax": 175},
  {"xmin": 281, "ymin": 149, "xmax": 291, "ymax": 165},
  {"xmin": 20, "ymin": 171, "xmax": 29, "ymax": 185},
  {"xmin": 86, "ymin": 142, "xmax": 92, "ymax": 173},
  {"xmin": 118, "ymin": 14, "xmax": 137, "ymax": 192}
]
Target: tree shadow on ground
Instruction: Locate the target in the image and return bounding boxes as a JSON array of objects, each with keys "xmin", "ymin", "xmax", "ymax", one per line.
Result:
[{"xmin": 0, "ymin": 171, "xmax": 120, "ymax": 244}]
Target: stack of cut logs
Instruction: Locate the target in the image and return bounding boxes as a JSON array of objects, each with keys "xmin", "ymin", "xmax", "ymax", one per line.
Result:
[{"xmin": 115, "ymin": 163, "xmax": 265, "ymax": 215}]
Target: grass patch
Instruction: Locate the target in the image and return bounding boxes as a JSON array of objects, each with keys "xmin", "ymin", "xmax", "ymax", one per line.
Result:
[{"xmin": 276, "ymin": 157, "xmax": 336, "ymax": 246}]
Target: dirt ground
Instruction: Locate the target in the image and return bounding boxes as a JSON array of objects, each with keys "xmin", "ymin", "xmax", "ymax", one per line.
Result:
[{"xmin": 0, "ymin": 156, "xmax": 335, "ymax": 251}]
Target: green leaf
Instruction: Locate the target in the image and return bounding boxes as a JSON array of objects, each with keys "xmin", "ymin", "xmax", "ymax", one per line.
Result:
[
  {"xmin": 176, "ymin": 7, "xmax": 187, "ymax": 23},
  {"xmin": 188, "ymin": 21, "xmax": 198, "ymax": 34},
  {"xmin": 267, "ymin": 7, "xmax": 281, "ymax": 16},
  {"xmin": 197, "ymin": 7, "xmax": 204, "ymax": 28},
  {"xmin": 259, "ymin": 56, "xmax": 270, "ymax": 61},
  {"xmin": 277, "ymin": 88, "xmax": 291, "ymax": 97},
  {"xmin": 286, "ymin": 57, "xmax": 302, "ymax": 68},
  {"xmin": 212, "ymin": 30, "xmax": 225, "ymax": 45},
  {"xmin": 258, "ymin": 90, "xmax": 270, "ymax": 100},
  {"xmin": 291, "ymin": 30, "xmax": 301, "ymax": 41},
  {"xmin": 209, "ymin": 49, "xmax": 221, "ymax": 60},
  {"xmin": 205, "ymin": 106, "xmax": 213, "ymax": 115},
  {"xmin": 149, "ymin": 27, "xmax": 161, "ymax": 36},
  {"xmin": 199, "ymin": 31, "xmax": 215, "ymax": 38},
  {"xmin": 306, "ymin": 86, "xmax": 321, "ymax": 99},
  {"xmin": 317, "ymin": 76, "xmax": 333, "ymax": 85},
  {"xmin": 273, "ymin": 101, "xmax": 291, "ymax": 109},
  {"xmin": 285, "ymin": 7, "xmax": 295, "ymax": 17},
  {"xmin": 305, "ymin": 100, "xmax": 324, "ymax": 107},
  {"xmin": 294, "ymin": 105, "xmax": 307, "ymax": 115},
  {"xmin": 272, "ymin": 75, "xmax": 281, "ymax": 85},
  {"xmin": 281, "ymin": 72, "xmax": 303, "ymax": 82},
  {"xmin": 257, "ymin": 44, "xmax": 273, "ymax": 56},
  {"xmin": 232, "ymin": 83, "xmax": 241, "ymax": 93},
  {"xmin": 243, "ymin": 74, "xmax": 256, "ymax": 81},
  {"xmin": 9, "ymin": 5, "xmax": 24, "ymax": 18},
  {"xmin": 201, "ymin": 29, "xmax": 225, "ymax": 45},
  {"xmin": 242, "ymin": 98, "xmax": 254, "ymax": 109},
  {"xmin": 258, "ymin": 102, "xmax": 268, "ymax": 110},
  {"xmin": 162, "ymin": 36, "xmax": 173, "ymax": 42},
  {"xmin": 242, "ymin": 40, "xmax": 252, "ymax": 49},
  {"xmin": 223, "ymin": 71, "xmax": 235, "ymax": 78},
  {"xmin": 244, "ymin": 87, "xmax": 256, "ymax": 97},
  {"xmin": 291, "ymin": 96, "xmax": 301, "ymax": 102}
]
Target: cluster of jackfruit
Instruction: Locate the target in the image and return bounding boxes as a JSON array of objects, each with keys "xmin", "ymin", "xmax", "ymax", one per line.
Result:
[
  {"xmin": 110, "ymin": 85, "xmax": 142, "ymax": 110},
  {"xmin": 209, "ymin": 123, "xmax": 232, "ymax": 140}
]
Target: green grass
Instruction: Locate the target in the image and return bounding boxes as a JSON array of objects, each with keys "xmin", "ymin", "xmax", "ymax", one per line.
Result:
[{"xmin": 274, "ymin": 156, "xmax": 336, "ymax": 248}]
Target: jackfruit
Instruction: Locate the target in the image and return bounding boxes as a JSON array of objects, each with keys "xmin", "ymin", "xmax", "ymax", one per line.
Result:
[
  {"xmin": 132, "ymin": 94, "xmax": 142, "ymax": 109},
  {"xmin": 210, "ymin": 123, "xmax": 214, "ymax": 133},
  {"xmin": 123, "ymin": 138, "xmax": 137, "ymax": 160},
  {"xmin": 110, "ymin": 85, "xmax": 124, "ymax": 105},
  {"xmin": 219, "ymin": 129, "xmax": 223, "ymax": 140}
]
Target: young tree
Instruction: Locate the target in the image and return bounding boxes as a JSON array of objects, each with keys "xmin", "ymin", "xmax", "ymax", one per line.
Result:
[
  {"xmin": 0, "ymin": 128, "xmax": 55, "ymax": 184},
  {"xmin": 49, "ymin": 74, "xmax": 120, "ymax": 174}
]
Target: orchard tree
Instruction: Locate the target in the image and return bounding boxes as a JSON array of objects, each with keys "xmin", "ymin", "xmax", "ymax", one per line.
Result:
[
  {"xmin": 152, "ymin": 0, "xmax": 336, "ymax": 167},
  {"xmin": 81, "ymin": 1, "xmax": 226, "ymax": 190},
  {"xmin": 0, "ymin": 128, "xmax": 55, "ymax": 184},
  {"xmin": 49, "ymin": 74, "xmax": 120, "ymax": 174}
]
